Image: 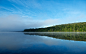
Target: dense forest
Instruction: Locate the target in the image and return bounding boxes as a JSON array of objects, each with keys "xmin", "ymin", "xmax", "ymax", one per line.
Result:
[{"xmin": 24, "ymin": 22, "xmax": 86, "ymax": 32}]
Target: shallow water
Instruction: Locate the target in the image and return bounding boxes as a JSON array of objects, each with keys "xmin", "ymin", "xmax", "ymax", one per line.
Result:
[{"xmin": 0, "ymin": 32, "xmax": 86, "ymax": 54}]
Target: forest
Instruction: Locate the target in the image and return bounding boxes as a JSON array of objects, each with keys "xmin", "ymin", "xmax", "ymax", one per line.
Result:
[{"xmin": 24, "ymin": 22, "xmax": 86, "ymax": 32}]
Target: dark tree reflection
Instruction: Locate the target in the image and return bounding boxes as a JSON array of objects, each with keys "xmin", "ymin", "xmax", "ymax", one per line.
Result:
[{"xmin": 24, "ymin": 32, "xmax": 86, "ymax": 41}]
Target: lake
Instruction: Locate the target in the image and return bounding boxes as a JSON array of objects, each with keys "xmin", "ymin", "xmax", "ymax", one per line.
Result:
[{"xmin": 0, "ymin": 32, "xmax": 86, "ymax": 54}]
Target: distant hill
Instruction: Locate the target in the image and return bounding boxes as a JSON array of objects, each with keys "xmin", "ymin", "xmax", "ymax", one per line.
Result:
[{"xmin": 24, "ymin": 22, "xmax": 86, "ymax": 32}]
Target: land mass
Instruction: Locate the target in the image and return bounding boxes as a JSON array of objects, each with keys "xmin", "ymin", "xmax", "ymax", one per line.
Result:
[{"xmin": 24, "ymin": 22, "xmax": 86, "ymax": 32}]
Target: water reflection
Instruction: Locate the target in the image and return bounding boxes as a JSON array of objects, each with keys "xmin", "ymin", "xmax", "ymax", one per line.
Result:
[
  {"xmin": 0, "ymin": 32, "xmax": 86, "ymax": 54},
  {"xmin": 24, "ymin": 32, "xmax": 86, "ymax": 41}
]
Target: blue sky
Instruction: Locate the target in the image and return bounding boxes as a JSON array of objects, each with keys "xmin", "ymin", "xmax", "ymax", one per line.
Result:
[{"xmin": 0, "ymin": 0, "xmax": 86, "ymax": 31}]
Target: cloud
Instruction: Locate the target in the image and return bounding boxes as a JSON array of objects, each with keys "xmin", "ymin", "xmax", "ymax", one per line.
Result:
[
  {"xmin": 0, "ymin": 13, "xmax": 86, "ymax": 32},
  {"xmin": 0, "ymin": 15, "xmax": 26, "ymax": 31},
  {"xmin": 8, "ymin": 0, "xmax": 41, "ymax": 9},
  {"xmin": 0, "ymin": 15, "xmax": 59, "ymax": 31},
  {"xmin": 44, "ymin": 19, "xmax": 58, "ymax": 25}
]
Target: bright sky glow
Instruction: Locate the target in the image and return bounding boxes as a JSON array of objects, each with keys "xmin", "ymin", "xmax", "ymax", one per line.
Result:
[{"xmin": 0, "ymin": 0, "xmax": 86, "ymax": 31}]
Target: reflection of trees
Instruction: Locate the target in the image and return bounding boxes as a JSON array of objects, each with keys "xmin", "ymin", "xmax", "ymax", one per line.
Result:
[{"xmin": 24, "ymin": 32, "xmax": 86, "ymax": 41}]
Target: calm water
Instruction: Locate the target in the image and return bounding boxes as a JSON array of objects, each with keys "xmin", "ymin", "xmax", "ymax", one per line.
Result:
[{"xmin": 0, "ymin": 32, "xmax": 86, "ymax": 54}]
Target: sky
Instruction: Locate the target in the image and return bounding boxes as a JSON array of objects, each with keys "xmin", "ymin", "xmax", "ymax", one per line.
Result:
[{"xmin": 0, "ymin": 0, "xmax": 86, "ymax": 31}]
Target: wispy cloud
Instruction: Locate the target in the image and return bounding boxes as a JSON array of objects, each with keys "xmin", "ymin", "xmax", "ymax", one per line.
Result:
[
  {"xmin": 12, "ymin": 4, "xmax": 22, "ymax": 12},
  {"xmin": 0, "ymin": 6, "xmax": 15, "ymax": 12},
  {"xmin": 8, "ymin": 0, "xmax": 41, "ymax": 9}
]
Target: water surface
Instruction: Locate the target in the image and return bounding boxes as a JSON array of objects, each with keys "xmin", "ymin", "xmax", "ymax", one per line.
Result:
[{"xmin": 0, "ymin": 32, "xmax": 86, "ymax": 54}]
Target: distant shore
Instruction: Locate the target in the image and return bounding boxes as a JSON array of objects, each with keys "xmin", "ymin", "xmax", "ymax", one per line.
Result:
[{"xmin": 24, "ymin": 22, "xmax": 86, "ymax": 32}]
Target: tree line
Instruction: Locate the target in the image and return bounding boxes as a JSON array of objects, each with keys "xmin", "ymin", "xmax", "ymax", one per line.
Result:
[{"xmin": 24, "ymin": 22, "xmax": 86, "ymax": 32}]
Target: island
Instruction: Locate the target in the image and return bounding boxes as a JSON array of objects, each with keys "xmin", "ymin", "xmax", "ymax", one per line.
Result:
[{"xmin": 24, "ymin": 22, "xmax": 86, "ymax": 32}]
